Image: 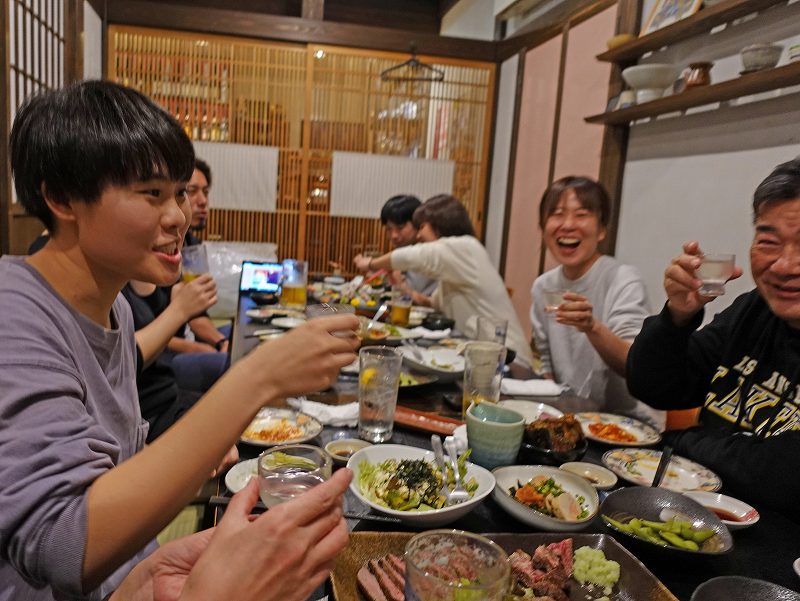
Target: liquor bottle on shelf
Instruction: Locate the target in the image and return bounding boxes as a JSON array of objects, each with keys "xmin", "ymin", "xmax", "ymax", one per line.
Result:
[
  {"xmin": 210, "ymin": 111, "xmax": 220, "ymax": 142},
  {"xmin": 183, "ymin": 110, "xmax": 193, "ymax": 139},
  {"xmin": 220, "ymin": 67, "xmax": 229, "ymax": 102},
  {"xmin": 192, "ymin": 108, "xmax": 200, "ymax": 140},
  {"xmin": 200, "ymin": 111, "xmax": 210, "ymax": 141},
  {"xmin": 219, "ymin": 115, "xmax": 229, "ymax": 142}
]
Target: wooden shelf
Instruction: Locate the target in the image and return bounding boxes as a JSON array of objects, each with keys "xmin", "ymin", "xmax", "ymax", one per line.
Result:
[
  {"xmin": 597, "ymin": 0, "xmax": 787, "ymax": 64},
  {"xmin": 585, "ymin": 60, "xmax": 800, "ymax": 124}
]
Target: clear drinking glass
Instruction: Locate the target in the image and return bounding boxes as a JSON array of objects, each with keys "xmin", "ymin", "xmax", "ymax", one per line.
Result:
[
  {"xmin": 279, "ymin": 259, "xmax": 308, "ymax": 309},
  {"xmin": 390, "ymin": 290, "xmax": 412, "ymax": 327},
  {"xmin": 257, "ymin": 444, "xmax": 332, "ymax": 508},
  {"xmin": 181, "ymin": 244, "xmax": 209, "ymax": 282},
  {"xmin": 404, "ymin": 530, "xmax": 510, "ymax": 601},
  {"xmin": 541, "ymin": 288, "xmax": 567, "ymax": 314},
  {"xmin": 697, "ymin": 253, "xmax": 735, "ymax": 296},
  {"xmin": 461, "ymin": 341, "xmax": 507, "ymax": 419},
  {"xmin": 358, "ymin": 346, "xmax": 402, "ymax": 443},
  {"xmin": 475, "ymin": 316, "xmax": 508, "ymax": 345}
]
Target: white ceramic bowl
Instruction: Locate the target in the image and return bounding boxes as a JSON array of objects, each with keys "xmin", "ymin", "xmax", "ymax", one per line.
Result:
[
  {"xmin": 683, "ymin": 491, "xmax": 759, "ymax": 531},
  {"xmin": 559, "ymin": 461, "xmax": 618, "ymax": 490},
  {"xmin": 622, "ymin": 64, "xmax": 678, "ymax": 91},
  {"xmin": 793, "ymin": 557, "xmax": 800, "ymax": 579},
  {"xmin": 347, "ymin": 444, "xmax": 495, "ymax": 527},
  {"xmin": 225, "ymin": 458, "xmax": 258, "ymax": 493},
  {"xmin": 492, "ymin": 465, "xmax": 599, "ymax": 531},
  {"xmin": 741, "ymin": 43, "xmax": 783, "ymax": 71}
]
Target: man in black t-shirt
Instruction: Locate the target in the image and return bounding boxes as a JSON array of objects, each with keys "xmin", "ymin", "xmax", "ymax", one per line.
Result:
[{"xmin": 627, "ymin": 157, "xmax": 800, "ymax": 519}]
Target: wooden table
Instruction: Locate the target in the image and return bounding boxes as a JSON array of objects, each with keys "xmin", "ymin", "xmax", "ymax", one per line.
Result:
[{"xmin": 225, "ymin": 292, "xmax": 800, "ymax": 600}]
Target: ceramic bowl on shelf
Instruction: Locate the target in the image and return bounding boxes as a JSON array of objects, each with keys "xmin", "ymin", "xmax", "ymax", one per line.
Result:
[
  {"xmin": 740, "ymin": 43, "xmax": 783, "ymax": 72},
  {"xmin": 622, "ymin": 64, "xmax": 679, "ymax": 91}
]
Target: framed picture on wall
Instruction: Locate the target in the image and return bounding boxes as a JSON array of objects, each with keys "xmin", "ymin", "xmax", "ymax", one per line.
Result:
[{"xmin": 641, "ymin": 0, "xmax": 703, "ymax": 35}]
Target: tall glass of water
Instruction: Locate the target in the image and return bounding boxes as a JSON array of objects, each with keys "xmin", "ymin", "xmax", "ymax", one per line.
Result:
[
  {"xmin": 358, "ymin": 346, "xmax": 402, "ymax": 443},
  {"xmin": 257, "ymin": 444, "xmax": 332, "ymax": 508},
  {"xmin": 697, "ymin": 253, "xmax": 735, "ymax": 297}
]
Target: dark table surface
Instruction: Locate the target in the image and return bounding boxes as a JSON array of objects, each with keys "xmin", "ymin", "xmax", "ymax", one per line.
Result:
[{"xmin": 225, "ymin": 293, "xmax": 800, "ymax": 601}]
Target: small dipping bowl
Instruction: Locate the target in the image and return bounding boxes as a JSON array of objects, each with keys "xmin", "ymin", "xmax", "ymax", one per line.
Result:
[
  {"xmin": 324, "ymin": 438, "xmax": 373, "ymax": 466},
  {"xmin": 683, "ymin": 491, "xmax": 759, "ymax": 531},
  {"xmin": 560, "ymin": 461, "xmax": 618, "ymax": 490}
]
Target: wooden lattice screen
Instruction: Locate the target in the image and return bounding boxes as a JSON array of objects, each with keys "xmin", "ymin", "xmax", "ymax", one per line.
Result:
[{"xmin": 108, "ymin": 26, "xmax": 495, "ymax": 275}]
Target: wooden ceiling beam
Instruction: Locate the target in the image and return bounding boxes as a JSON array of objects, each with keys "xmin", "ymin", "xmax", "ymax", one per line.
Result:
[{"xmin": 106, "ymin": 0, "xmax": 496, "ymax": 61}]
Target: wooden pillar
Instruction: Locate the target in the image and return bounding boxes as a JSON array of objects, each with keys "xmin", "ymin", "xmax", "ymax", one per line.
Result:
[
  {"xmin": 0, "ymin": 0, "xmax": 11, "ymax": 255},
  {"xmin": 598, "ymin": 0, "xmax": 641, "ymax": 255},
  {"xmin": 64, "ymin": 0, "xmax": 84, "ymax": 84}
]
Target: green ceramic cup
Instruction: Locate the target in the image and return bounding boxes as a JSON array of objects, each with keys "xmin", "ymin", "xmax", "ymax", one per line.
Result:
[{"xmin": 465, "ymin": 402, "xmax": 524, "ymax": 470}]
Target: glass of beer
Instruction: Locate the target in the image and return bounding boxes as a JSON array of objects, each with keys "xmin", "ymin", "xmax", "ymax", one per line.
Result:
[
  {"xmin": 181, "ymin": 244, "xmax": 209, "ymax": 282},
  {"xmin": 279, "ymin": 259, "xmax": 308, "ymax": 309},
  {"xmin": 390, "ymin": 290, "xmax": 412, "ymax": 327}
]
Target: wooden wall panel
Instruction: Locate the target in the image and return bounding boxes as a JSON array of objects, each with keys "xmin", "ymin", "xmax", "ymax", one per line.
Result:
[{"xmin": 108, "ymin": 27, "xmax": 495, "ymax": 276}]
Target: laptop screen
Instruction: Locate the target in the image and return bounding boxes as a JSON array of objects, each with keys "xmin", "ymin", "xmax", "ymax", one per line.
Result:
[{"xmin": 239, "ymin": 261, "xmax": 282, "ymax": 293}]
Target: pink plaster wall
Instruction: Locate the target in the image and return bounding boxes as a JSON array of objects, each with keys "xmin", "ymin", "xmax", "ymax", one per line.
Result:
[
  {"xmin": 503, "ymin": 36, "xmax": 562, "ymax": 340},
  {"xmin": 504, "ymin": 6, "xmax": 617, "ymax": 339}
]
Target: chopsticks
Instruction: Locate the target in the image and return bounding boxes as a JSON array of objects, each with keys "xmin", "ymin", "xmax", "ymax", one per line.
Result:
[
  {"xmin": 652, "ymin": 445, "xmax": 673, "ymax": 488},
  {"xmin": 208, "ymin": 496, "xmax": 402, "ymax": 523}
]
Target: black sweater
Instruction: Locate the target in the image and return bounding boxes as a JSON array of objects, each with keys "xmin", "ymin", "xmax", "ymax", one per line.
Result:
[{"xmin": 627, "ymin": 290, "xmax": 800, "ymax": 520}]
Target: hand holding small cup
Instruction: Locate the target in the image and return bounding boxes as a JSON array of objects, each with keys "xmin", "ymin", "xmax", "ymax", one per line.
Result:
[{"xmin": 664, "ymin": 241, "xmax": 743, "ymax": 326}]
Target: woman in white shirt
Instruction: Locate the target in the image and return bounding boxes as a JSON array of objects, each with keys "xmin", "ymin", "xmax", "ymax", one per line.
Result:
[{"xmin": 355, "ymin": 194, "xmax": 533, "ymax": 367}]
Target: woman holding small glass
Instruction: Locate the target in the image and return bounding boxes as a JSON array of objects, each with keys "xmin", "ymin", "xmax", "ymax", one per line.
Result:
[{"xmin": 530, "ymin": 176, "xmax": 664, "ymax": 429}]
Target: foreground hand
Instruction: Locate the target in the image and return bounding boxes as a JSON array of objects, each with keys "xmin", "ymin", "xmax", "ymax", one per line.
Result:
[
  {"xmin": 555, "ymin": 292, "xmax": 596, "ymax": 333},
  {"xmin": 244, "ymin": 314, "xmax": 360, "ymax": 398},
  {"xmin": 180, "ymin": 469, "xmax": 352, "ymax": 601},
  {"xmin": 664, "ymin": 241, "xmax": 743, "ymax": 325},
  {"xmin": 171, "ymin": 274, "xmax": 217, "ymax": 320},
  {"xmin": 353, "ymin": 254, "xmax": 372, "ymax": 273},
  {"xmin": 210, "ymin": 445, "xmax": 239, "ymax": 478}
]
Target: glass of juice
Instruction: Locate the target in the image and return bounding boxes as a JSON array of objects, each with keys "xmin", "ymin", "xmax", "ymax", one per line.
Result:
[
  {"xmin": 279, "ymin": 259, "xmax": 308, "ymax": 309},
  {"xmin": 181, "ymin": 244, "xmax": 209, "ymax": 282},
  {"xmin": 390, "ymin": 290, "xmax": 412, "ymax": 327},
  {"xmin": 257, "ymin": 444, "xmax": 332, "ymax": 508}
]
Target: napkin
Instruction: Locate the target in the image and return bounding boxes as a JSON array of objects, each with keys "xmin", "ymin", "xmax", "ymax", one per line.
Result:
[
  {"xmin": 406, "ymin": 327, "xmax": 451, "ymax": 340},
  {"xmin": 500, "ymin": 379, "xmax": 565, "ymax": 397},
  {"xmin": 287, "ymin": 397, "xmax": 359, "ymax": 427}
]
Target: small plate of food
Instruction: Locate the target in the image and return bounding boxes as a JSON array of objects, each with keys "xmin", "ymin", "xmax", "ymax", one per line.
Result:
[
  {"xmin": 397, "ymin": 346, "xmax": 465, "ymax": 381},
  {"xmin": 239, "ymin": 407, "xmax": 323, "ymax": 447},
  {"xmin": 492, "ymin": 464, "xmax": 599, "ymax": 531},
  {"xmin": 683, "ymin": 491, "xmax": 759, "ymax": 531},
  {"xmin": 602, "ymin": 448, "xmax": 722, "ymax": 492},
  {"xmin": 575, "ymin": 412, "xmax": 662, "ymax": 447},
  {"xmin": 519, "ymin": 414, "xmax": 588, "ymax": 466}
]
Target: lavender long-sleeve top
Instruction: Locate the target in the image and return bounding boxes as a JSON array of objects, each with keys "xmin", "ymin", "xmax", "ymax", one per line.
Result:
[{"xmin": 0, "ymin": 256, "xmax": 153, "ymax": 600}]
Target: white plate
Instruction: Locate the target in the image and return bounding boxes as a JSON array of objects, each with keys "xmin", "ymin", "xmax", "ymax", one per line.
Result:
[
  {"xmin": 347, "ymin": 444, "xmax": 495, "ymax": 527},
  {"xmin": 225, "ymin": 458, "xmax": 258, "ymax": 493},
  {"xmin": 602, "ymin": 448, "xmax": 722, "ymax": 492},
  {"xmin": 397, "ymin": 346, "xmax": 465, "ymax": 381},
  {"xmin": 683, "ymin": 491, "xmax": 759, "ymax": 530},
  {"xmin": 364, "ymin": 324, "xmax": 423, "ymax": 343},
  {"xmin": 240, "ymin": 407, "xmax": 323, "ymax": 447},
  {"xmin": 245, "ymin": 308, "xmax": 300, "ymax": 322},
  {"xmin": 492, "ymin": 464, "xmax": 599, "ymax": 531},
  {"xmin": 271, "ymin": 316, "xmax": 307, "ymax": 329},
  {"xmin": 498, "ymin": 400, "xmax": 563, "ymax": 423},
  {"xmin": 559, "ymin": 461, "xmax": 618, "ymax": 490},
  {"xmin": 575, "ymin": 412, "xmax": 662, "ymax": 447},
  {"xmin": 794, "ymin": 557, "xmax": 800, "ymax": 579}
]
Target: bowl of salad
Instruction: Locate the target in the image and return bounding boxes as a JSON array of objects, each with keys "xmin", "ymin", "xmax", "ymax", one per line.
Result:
[
  {"xmin": 347, "ymin": 444, "xmax": 495, "ymax": 527},
  {"xmin": 492, "ymin": 465, "xmax": 599, "ymax": 531}
]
